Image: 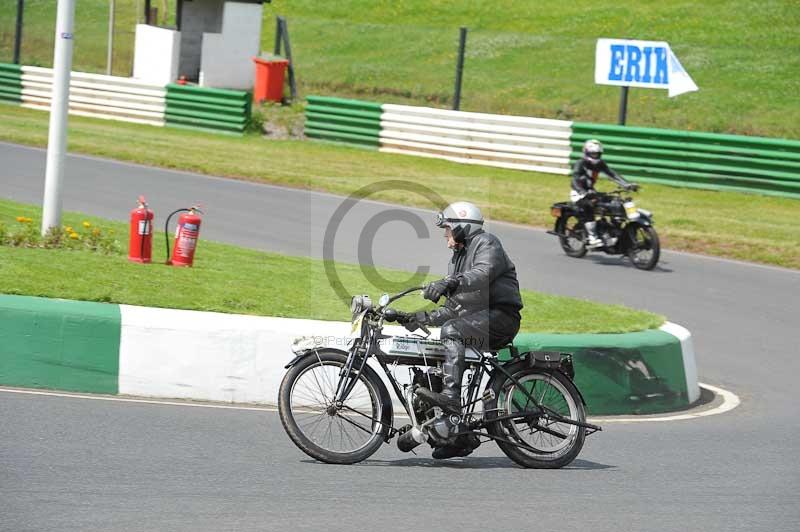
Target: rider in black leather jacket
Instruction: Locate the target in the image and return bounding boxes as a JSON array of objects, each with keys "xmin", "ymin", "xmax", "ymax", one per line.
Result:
[
  {"xmin": 401, "ymin": 201, "xmax": 523, "ymax": 459},
  {"xmin": 571, "ymin": 139, "xmax": 636, "ymax": 247}
]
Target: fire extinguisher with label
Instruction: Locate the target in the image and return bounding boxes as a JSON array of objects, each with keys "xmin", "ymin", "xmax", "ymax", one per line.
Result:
[
  {"xmin": 165, "ymin": 206, "xmax": 203, "ymax": 267},
  {"xmin": 128, "ymin": 196, "xmax": 154, "ymax": 263}
]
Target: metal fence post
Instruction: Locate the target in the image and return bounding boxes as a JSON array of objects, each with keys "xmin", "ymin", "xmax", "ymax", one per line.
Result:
[
  {"xmin": 13, "ymin": 0, "xmax": 24, "ymax": 64},
  {"xmin": 106, "ymin": 0, "xmax": 115, "ymax": 75},
  {"xmin": 279, "ymin": 17, "xmax": 297, "ymax": 101},
  {"xmin": 453, "ymin": 26, "xmax": 468, "ymax": 110},
  {"xmin": 618, "ymin": 86, "xmax": 629, "ymax": 125}
]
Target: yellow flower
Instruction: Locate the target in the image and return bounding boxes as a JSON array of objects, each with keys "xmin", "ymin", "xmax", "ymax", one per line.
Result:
[
  {"xmin": 92, "ymin": 228, "xmax": 101, "ymax": 236},
  {"xmin": 69, "ymin": 232, "xmax": 79, "ymax": 240},
  {"xmin": 65, "ymin": 226, "xmax": 73, "ymax": 233},
  {"xmin": 16, "ymin": 216, "xmax": 32, "ymax": 223},
  {"xmin": 82, "ymin": 221, "xmax": 91, "ymax": 228}
]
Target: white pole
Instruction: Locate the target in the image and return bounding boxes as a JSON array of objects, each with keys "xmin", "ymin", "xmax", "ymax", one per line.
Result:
[
  {"xmin": 42, "ymin": 0, "xmax": 76, "ymax": 236},
  {"xmin": 106, "ymin": 0, "xmax": 115, "ymax": 75}
]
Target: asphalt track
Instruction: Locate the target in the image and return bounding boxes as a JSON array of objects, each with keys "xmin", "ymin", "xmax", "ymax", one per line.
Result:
[{"xmin": 1, "ymin": 142, "xmax": 799, "ymax": 531}]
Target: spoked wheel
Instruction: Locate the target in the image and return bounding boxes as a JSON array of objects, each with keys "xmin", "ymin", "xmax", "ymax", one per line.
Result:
[
  {"xmin": 556, "ymin": 215, "xmax": 587, "ymax": 258},
  {"xmin": 278, "ymin": 350, "xmax": 392, "ymax": 464},
  {"xmin": 627, "ymin": 223, "xmax": 660, "ymax": 270},
  {"xmin": 487, "ymin": 364, "xmax": 586, "ymax": 469}
]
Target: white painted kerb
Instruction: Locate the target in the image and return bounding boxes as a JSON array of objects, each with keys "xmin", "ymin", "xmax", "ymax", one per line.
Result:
[
  {"xmin": 118, "ymin": 305, "xmax": 422, "ymax": 404},
  {"xmin": 119, "ymin": 304, "xmax": 698, "ymax": 409}
]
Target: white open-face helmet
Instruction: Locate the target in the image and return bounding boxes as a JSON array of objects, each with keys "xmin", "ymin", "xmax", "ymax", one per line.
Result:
[
  {"xmin": 436, "ymin": 201, "xmax": 484, "ymax": 243},
  {"xmin": 583, "ymin": 139, "xmax": 604, "ymax": 164}
]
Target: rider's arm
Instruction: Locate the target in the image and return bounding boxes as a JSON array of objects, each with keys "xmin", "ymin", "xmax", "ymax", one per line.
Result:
[
  {"xmin": 454, "ymin": 237, "xmax": 503, "ymax": 292},
  {"xmin": 599, "ymin": 161, "xmax": 629, "ymax": 187},
  {"xmin": 427, "ymin": 305, "xmax": 458, "ymax": 326}
]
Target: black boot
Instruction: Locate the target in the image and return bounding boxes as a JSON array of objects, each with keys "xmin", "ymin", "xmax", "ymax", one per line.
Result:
[
  {"xmin": 415, "ymin": 325, "xmax": 465, "ymax": 414},
  {"xmin": 432, "ymin": 435, "xmax": 481, "ymax": 460}
]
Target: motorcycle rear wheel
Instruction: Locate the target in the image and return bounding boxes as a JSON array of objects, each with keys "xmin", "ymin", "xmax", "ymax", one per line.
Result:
[
  {"xmin": 486, "ymin": 364, "xmax": 586, "ymax": 469},
  {"xmin": 278, "ymin": 351, "xmax": 392, "ymax": 464},
  {"xmin": 627, "ymin": 224, "xmax": 660, "ymax": 270},
  {"xmin": 556, "ymin": 215, "xmax": 587, "ymax": 258}
]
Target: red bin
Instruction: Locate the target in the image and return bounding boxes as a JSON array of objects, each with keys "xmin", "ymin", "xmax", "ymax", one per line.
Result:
[{"xmin": 253, "ymin": 56, "xmax": 289, "ymax": 103}]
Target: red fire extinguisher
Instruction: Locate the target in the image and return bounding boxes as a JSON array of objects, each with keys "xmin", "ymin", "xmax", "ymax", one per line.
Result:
[
  {"xmin": 165, "ymin": 206, "xmax": 203, "ymax": 267},
  {"xmin": 128, "ymin": 196, "xmax": 154, "ymax": 263}
]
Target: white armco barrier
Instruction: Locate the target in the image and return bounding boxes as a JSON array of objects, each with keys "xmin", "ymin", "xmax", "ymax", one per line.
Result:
[
  {"xmin": 379, "ymin": 104, "xmax": 573, "ymax": 174},
  {"xmin": 19, "ymin": 66, "xmax": 166, "ymax": 126}
]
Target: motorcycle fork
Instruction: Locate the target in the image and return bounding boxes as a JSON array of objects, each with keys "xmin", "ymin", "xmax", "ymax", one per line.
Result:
[{"xmin": 333, "ymin": 335, "xmax": 371, "ymax": 405}]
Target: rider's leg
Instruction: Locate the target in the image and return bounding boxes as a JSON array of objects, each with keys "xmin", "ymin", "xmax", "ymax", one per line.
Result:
[
  {"xmin": 417, "ymin": 311, "xmax": 520, "ymax": 459},
  {"xmin": 415, "ymin": 320, "xmax": 465, "ymax": 414},
  {"xmin": 578, "ymin": 199, "xmax": 602, "ymax": 247}
]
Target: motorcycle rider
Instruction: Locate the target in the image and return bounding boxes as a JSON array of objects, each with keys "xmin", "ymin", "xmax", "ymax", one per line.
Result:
[
  {"xmin": 571, "ymin": 139, "xmax": 637, "ymax": 248},
  {"xmin": 400, "ymin": 201, "xmax": 523, "ymax": 459}
]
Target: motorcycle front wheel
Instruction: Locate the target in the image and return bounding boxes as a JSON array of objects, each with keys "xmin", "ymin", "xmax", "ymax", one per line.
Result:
[
  {"xmin": 555, "ymin": 215, "xmax": 587, "ymax": 258},
  {"xmin": 278, "ymin": 350, "xmax": 392, "ymax": 464},
  {"xmin": 486, "ymin": 364, "xmax": 586, "ymax": 469},
  {"xmin": 627, "ymin": 223, "xmax": 660, "ymax": 270}
]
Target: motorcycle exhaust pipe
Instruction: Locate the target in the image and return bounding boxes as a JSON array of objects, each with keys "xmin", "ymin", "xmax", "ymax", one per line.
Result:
[{"xmin": 397, "ymin": 427, "xmax": 427, "ymax": 453}]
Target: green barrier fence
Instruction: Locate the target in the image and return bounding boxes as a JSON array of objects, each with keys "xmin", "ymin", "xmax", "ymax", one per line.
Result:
[
  {"xmin": 0, "ymin": 62, "xmax": 23, "ymax": 104},
  {"xmin": 571, "ymin": 122, "xmax": 800, "ymax": 199},
  {"xmin": 304, "ymin": 95, "xmax": 382, "ymax": 147},
  {"xmin": 165, "ymin": 84, "xmax": 251, "ymax": 134}
]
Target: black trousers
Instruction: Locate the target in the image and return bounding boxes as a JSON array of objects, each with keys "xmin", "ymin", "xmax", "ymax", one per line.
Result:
[
  {"xmin": 436, "ymin": 308, "xmax": 520, "ymax": 397},
  {"xmin": 576, "ymin": 196, "xmax": 596, "ymax": 224},
  {"xmin": 441, "ymin": 308, "xmax": 521, "ymax": 353}
]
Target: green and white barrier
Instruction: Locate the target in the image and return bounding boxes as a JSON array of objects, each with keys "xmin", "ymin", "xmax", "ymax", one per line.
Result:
[
  {"xmin": 165, "ymin": 83, "xmax": 251, "ymax": 134},
  {"xmin": 0, "ymin": 294, "xmax": 698, "ymax": 415},
  {"xmin": 570, "ymin": 122, "xmax": 800, "ymax": 198},
  {"xmin": 304, "ymin": 96, "xmax": 573, "ymax": 174},
  {"xmin": 0, "ymin": 62, "xmax": 250, "ymax": 134},
  {"xmin": 17, "ymin": 65, "xmax": 166, "ymax": 126},
  {"xmin": 0, "ymin": 63, "xmax": 23, "ymax": 104},
  {"xmin": 305, "ymin": 95, "xmax": 800, "ymax": 199}
]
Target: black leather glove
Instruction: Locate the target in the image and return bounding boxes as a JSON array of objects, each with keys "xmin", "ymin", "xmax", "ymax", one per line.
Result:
[
  {"xmin": 402, "ymin": 311, "xmax": 429, "ymax": 332},
  {"xmin": 423, "ymin": 276, "xmax": 459, "ymax": 303}
]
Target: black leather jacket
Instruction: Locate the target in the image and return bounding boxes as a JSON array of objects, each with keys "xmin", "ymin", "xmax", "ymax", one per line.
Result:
[
  {"xmin": 428, "ymin": 230, "xmax": 523, "ymax": 326},
  {"xmin": 571, "ymin": 158, "xmax": 629, "ymax": 194}
]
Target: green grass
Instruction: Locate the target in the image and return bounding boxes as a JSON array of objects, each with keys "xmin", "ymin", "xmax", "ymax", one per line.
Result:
[
  {"xmin": 2, "ymin": 1, "xmax": 798, "ymax": 137},
  {"xmin": 0, "ymin": 197, "xmax": 662, "ymax": 333},
  {"xmin": 1, "ymin": 104, "xmax": 798, "ymax": 269}
]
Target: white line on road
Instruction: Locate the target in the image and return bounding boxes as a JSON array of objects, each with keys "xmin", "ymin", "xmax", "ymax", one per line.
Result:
[{"xmin": 0, "ymin": 382, "xmax": 739, "ymax": 423}]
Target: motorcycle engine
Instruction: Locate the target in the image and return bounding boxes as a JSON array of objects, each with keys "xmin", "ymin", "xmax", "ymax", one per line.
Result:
[
  {"xmin": 411, "ymin": 367, "xmax": 442, "ymax": 421},
  {"xmin": 597, "ymin": 219, "xmax": 621, "ymax": 249}
]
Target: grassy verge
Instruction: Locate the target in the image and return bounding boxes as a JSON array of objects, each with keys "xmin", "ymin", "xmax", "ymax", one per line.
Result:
[
  {"xmin": 2, "ymin": 1, "xmax": 797, "ymax": 136},
  {"xmin": 1, "ymin": 104, "xmax": 798, "ymax": 269},
  {"xmin": 0, "ymin": 198, "xmax": 662, "ymax": 333}
]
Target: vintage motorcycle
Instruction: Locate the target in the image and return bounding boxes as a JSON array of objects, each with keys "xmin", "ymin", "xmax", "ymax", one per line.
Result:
[
  {"xmin": 278, "ymin": 287, "xmax": 601, "ymax": 468},
  {"xmin": 548, "ymin": 187, "xmax": 660, "ymax": 270}
]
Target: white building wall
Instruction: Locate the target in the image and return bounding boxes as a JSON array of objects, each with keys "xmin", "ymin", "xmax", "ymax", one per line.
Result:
[
  {"xmin": 132, "ymin": 24, "xmax": 181, "ymax": 86},
  {"xmin": 200, "ymin": 2, "xmax": 263, "ymax": 90}
]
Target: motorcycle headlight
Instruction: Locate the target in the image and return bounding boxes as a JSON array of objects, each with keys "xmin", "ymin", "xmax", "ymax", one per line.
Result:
[{"xmin": 350, "ymin": 295, "xmax": 372, "ymax": 316}]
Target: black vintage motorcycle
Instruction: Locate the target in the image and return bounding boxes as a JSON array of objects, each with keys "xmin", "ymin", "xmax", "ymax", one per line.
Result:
[
  {"xmin": 278, "ymin": 287, "xmax": 601, "ymax": 468},
  {"xmin": 548, "ymin": 187, "xmax": 660, "ymax": 270}
]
